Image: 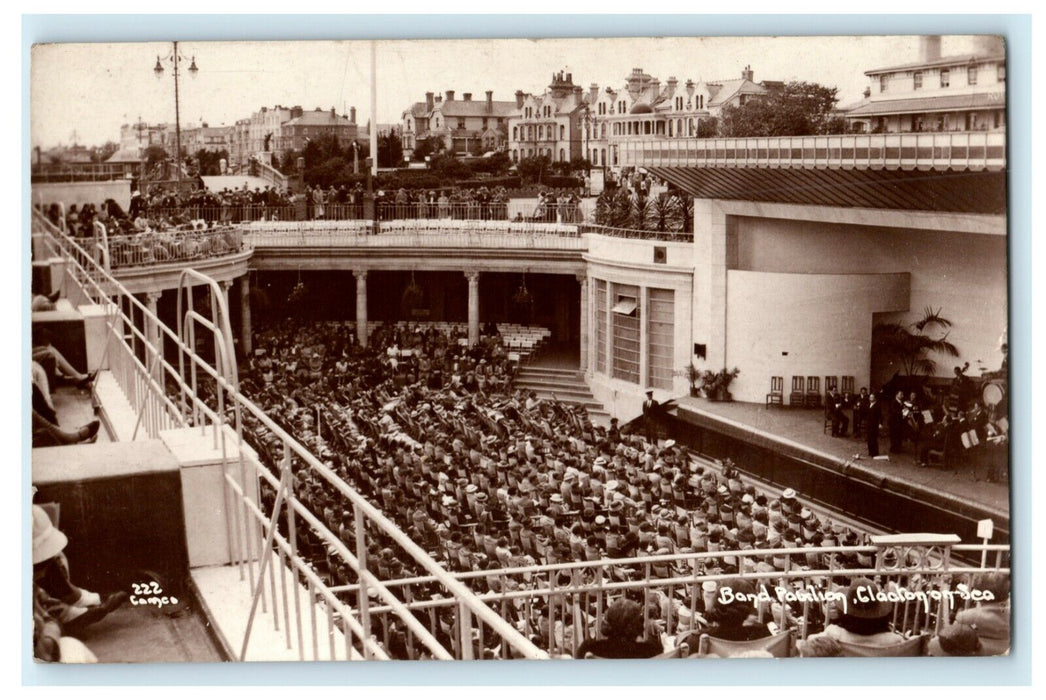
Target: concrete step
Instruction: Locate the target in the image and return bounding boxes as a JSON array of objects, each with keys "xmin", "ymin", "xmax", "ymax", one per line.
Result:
[
  {"xmin": 518, "ymin": 366, "xmax": 585, "ymax": 376},
  {"xmin": 516, "ymin": 368, "xmax": 583, "ymax": 382},
  {"xmin": 515, "ymin": 377, "xmax": 592, "ymax": 392}
]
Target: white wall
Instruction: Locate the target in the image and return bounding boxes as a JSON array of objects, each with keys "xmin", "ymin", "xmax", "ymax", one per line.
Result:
[
  {"xmin": 585, "ymin": 233, "xmax": 695, "ymax": 420},
  {"xmin": 733, "ymin": 216, "xmax": 1008, "ymax": 383},
  {"xmin": 725, "ymin": 271, "xmax": 910, "ymax": 403}
]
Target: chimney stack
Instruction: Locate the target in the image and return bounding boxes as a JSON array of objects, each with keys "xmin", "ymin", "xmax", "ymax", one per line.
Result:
[
  {"xmin": 445, "ymin": 90, "xmax": 455, "ymax": 101},
  {"xmin": 515, "ymin": 90, "xmax": 525, "ymax": 109},
  {"xmin": 590, "ymin": 83, "xmax": 599, "ymax": 103},
  {"xmin": 741, "ymin": 65, "xmax": 754, "ymax": 81},
  {"xmin": 350, "ymin": 106, "xmax": 357, "ymax": 123},
  {"xmin": 463, "ymin": 92, "xmax": 472, "ymax": 101},
  {"xmin": 652, "ymin": 79, "xmax": 660, "ymax": 95},
  {"xmin": 425, "ymin": 92, "xmax": 434, "ymax": 111},
  {"xmin": 919, "ymin": 35, "xmax": 942, "ymax": 62},
  {"xmin": 330, "ymin": 107, "xmax": 336, "ymax": 118},
  {"xmin": 486, "ymin": 90, "xmax": 493, "ymax": 112}
]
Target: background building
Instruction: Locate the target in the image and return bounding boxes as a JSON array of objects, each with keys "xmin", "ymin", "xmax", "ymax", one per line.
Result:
[
  {"xmin": 508, "ymin": 71, "xmax": 586, "ymax": 164},
  {"xmin": 844, "ymin": 36, "xmax": 1006, "ymax": 133},
  {"xmin": 402, "ymin": 89, "xmax": 514, "ymax": 158}
]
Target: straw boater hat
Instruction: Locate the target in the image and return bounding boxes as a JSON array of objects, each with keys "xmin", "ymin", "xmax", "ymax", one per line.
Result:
[{"xmin": 782, "ymin": 488, "xmax": 798, "ymax": 501}]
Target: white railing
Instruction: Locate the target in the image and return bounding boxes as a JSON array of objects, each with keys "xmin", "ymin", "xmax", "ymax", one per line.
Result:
[
  {"xmin": 102, "ymin": 226, "xmax": 251, "ymax": 269},
  {"xmin": 318, "ymin": 538, "xmax": 1009, "ymax": 658},
  {"xmin": 617, "ymin": 131, "xmax": 1007, "ymax": 171},
  {"xmin": 246, "ymin": 219, "xmax": 585, "ymax": 251},
  {"xmin": 32, "ymin": 207, "xmax": 548, "ymax": 661}
]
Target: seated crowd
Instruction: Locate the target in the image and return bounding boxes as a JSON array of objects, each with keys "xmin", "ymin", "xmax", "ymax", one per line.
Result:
[{"xmin": 224, "ymin": 318, "xmax": 1007, "ymax": 660}]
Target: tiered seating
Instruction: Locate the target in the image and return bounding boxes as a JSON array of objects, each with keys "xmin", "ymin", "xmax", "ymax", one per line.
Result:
[{"xmin": 496, "ymin": 324, "xmax": 552, "ymax": 359}]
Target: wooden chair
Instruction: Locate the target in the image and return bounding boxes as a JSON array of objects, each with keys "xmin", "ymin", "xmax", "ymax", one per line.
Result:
[
  {"xmin": 696, "ymin": 629, "xmax": 796, "ymax": 658},
  {"xmin": 805, "ymin": 376, "xmax": 822, "ymax": 408},
  {"xmin": 834, "ymin": 632, "xmax": 929, "ymax": 657},
  {"xmin": 765, "ymin": 376, "xmax": 784, "ymax": 408},
  {"xmin": 823, "ymin": 376, "xmax": 838, "ymax": 406},
  {"xmin": 789, "ymin": 376, "xmax": 805, "ymax": 407}
]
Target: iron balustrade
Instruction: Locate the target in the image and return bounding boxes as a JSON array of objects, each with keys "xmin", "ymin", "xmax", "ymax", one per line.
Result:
[
  {"xmin": 32, "ymin": 208, "xmax": 548, "ymax": 661},
  {"xmin": 140, "ymin": 200, "xmax": 596, "ymax": 225},
  {"xmin": 617, "ymin": 131, "xmax": 1007, "ymax": 171},
  {"xmin": 579, "ymin": 222, "xmax": 693, "ymax": 242},
  {"xmin": 99, "ymin": 226, "xmax": 251, "ymax": 269}
]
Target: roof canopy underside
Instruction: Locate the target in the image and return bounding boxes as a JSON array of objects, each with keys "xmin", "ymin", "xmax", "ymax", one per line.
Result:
[{"xmin": 649, "ymin": 166, "xmax": 1007, "ymax": 216}]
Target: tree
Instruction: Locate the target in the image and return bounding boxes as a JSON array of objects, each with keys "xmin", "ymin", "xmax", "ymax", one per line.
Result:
[
  {"xmin": 873, "ymin": 307, "xmax": 960, "ymax": 377},
  {"xmin": 194, "ymin": 148, "xmax": 229, "ymax": 176},
  {"xmin": 302, "ymin": 134, "xmax": 345, "ymax": 169},
  {"xmin": 377, "ymin": 132, "xmax": 404, "ymax": 168},
  {"xmin": 412, "ymin": 135, "xmax": 445, "ymax": 162},
  {"xmin": 516, "ymin": 155, "xmax": 551, "ymax": 185},
  {"xmin": 144, "ymin": 144, "xmax": 168, "ymax": 167},
  {"xmin": 92, "ymin": 141, "xmax": 119, "ymax": 163},
  {"xmin": 696, "ymin": 117, "xmax": 718, "ymax": 138},
  {"xmin": 717, "ymin": 81, "xmax": 841, "ymax": 137}
]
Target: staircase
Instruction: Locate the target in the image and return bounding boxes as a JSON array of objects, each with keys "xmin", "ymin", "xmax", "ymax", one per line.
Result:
[{"xmin": 513, "ymin": 366, "xmax": 612, "ymax": 426}]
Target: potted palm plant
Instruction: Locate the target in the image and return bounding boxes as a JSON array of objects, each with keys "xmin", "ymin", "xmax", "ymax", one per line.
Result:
[{"xmin": 698, "ymin": 367, "xmax": 741, "ymax": 401}]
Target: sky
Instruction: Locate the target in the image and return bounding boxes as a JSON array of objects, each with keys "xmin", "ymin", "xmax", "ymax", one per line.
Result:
[{"xmin": 31, "ymin": 34, "xmax": 989, "ymax": 149}]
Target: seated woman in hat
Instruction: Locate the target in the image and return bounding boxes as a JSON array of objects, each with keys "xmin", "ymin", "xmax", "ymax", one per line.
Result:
[{"xmin": 576, "ymin": 598, "xmax": 666, "ymax": 659}]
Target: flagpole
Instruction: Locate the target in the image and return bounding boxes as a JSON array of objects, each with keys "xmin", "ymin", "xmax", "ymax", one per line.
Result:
[{"xmin": 370, "ymin": 40, "xmax": 378, "ymax": 176}]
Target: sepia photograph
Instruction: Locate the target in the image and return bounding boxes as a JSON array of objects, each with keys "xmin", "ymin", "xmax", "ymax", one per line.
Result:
[{"xmin": 27, "ymin": 27, "xmax": 1014, "ymax": 673}]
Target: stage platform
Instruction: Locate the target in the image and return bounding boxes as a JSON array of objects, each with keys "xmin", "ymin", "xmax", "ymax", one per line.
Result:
[{"xmin": 667, "ymin": 395, "xmax": 1009, "ymax": 542}]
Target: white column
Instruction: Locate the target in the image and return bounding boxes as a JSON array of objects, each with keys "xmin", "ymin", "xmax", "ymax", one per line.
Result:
[
  {"xmin": 576, "ymin": 273, "xmax": 588, "ymax": 372},
  {"xmin": 354, "ymin": 269, "xmax": 368, "ymax": 348},
  {"xmin": 239, "ymin": 276, "xmax": 253, "ymax": 356},
  {"xmin": 639, "ymin": 285, "xmax": 649, "ymax": 391},
  {"xmin": 692, "ymin": 198, "xmax": 729, "ymax": 371},
  {"xmin": 145, "ymin": 290, "xmax": 163, "ymax": 382},
  {"xmin": 605, "ymin": 280, "xmax": 613, "ymax": 378},
  {"xmin": 466, "ymin": 270, "xmax": 480, "ymax": 347}
]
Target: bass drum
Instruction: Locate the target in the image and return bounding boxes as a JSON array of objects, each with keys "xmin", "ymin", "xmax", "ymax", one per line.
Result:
[{"xmin": 981, "ymin": 379, "xmax": 1007, "ymax": 407}]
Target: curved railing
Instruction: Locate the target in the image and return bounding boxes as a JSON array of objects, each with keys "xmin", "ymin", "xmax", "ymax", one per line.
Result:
[{"xmin": 103, "ymin": 226, "xmax": 251, "ymax": 269}]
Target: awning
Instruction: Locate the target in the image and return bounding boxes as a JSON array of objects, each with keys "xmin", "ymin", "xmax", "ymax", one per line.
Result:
[
  {"xmin": 648, "ymin": 166, "xmax": 1006, "ymax": 216},
  {"xmin": 845, "ymin": 93, "xmax": 1005, "ymax": 118},
  {"xmin": 612, "ymin": 298, "xmax": 637, "ymax": 315}
]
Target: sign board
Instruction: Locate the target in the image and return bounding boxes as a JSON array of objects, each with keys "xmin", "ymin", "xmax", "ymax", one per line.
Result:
[
  {"xmin": 588, "ymin": 168, "xmax": 605, "ymax": 196},
  {"xmin": 977, "ymin": 518, "xmax": 994, "ymax": 539}
]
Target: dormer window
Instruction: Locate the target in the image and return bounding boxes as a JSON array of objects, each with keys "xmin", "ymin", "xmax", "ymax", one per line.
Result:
[
  {"xmin": 913, "ymin": 72, "xmax": 923, "ymax": 90},
  {"xmin": 940, "ymin": 69, "xmax": 950, "ymax": 88}
]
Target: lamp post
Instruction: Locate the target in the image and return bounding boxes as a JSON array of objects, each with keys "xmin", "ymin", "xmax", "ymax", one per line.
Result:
[{"xmin": 153, "ymin": 41, "xmax": 198, "ymax": 183}]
